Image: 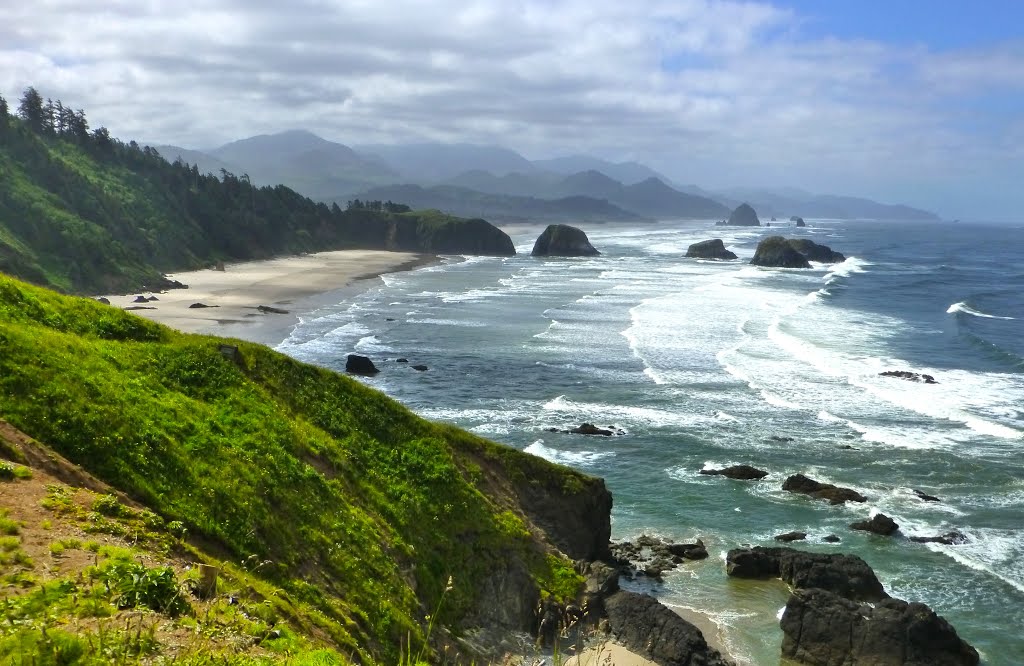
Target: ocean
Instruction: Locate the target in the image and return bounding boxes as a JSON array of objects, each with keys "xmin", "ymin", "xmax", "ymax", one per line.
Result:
[{"xmin": 276, "ymin": 219, "xmax": 1024, "ymax": 665}]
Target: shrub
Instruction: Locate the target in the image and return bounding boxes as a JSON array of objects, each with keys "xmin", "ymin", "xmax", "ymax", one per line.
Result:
[{"xmin": 98, "ymin": 561, "xmax": 190, "ymax": 617}]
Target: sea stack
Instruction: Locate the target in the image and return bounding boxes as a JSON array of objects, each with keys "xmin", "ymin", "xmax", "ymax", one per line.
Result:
[
  {"xmin": 727, "ymin": 203, "xmax": 761, "ymax": 226},
  {"xmin": 531, "ymin": 224, "xmax": 600, "ymax": 257},
  {"xmin": 750, "ymin": 236, "xmax": 812, "ymax": 268},
  {"xmin": 686, "ymin": 239, "xmax": 738, "ymax": 260}
]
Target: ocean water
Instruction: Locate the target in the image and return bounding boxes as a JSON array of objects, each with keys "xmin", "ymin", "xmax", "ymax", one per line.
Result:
[{"xmin": 277, "ymin": 219, "xmax": 1024, "ymax": 665}]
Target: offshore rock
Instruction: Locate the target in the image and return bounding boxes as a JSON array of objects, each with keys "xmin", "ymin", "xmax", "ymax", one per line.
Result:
[
  {"xmin": 686, "ymin": 239, "xmax": 738, "ymax": 260},
  {"xmin": 910, "ymin": 530, "xmax": 968, "ymax": 545},
  {"xmin": 880, "ymin": 370, "xmax": 938, "ymax": 384},
  {"xmin": 699, "ymin": 464, "xmax": 768, "ymax": 480},
  {"xmin": 850, "ymin": 513, "xmax": 899, "ymax": 536},
  {"xmin": 913, "ymin": 488, "xmax": 942, "ymax": 502},
  {"xmin": 775, "ymin": 531, "xmax": 808, "ymax": 542},
  {"xmin": 345, "ymin": 354, "xmax": 379, "ymax": 376},
  {"xmin": 786, "ymin": 239, "xmax": 846, "ymax": 263},
  {"xmin": 604, "ymin": 591, "xmax": 733, "ymax": 666},
  {"xmin": 569, "ymin": 423, "xmax": 614, "ymax": 436},
  {"xmin": 726, "ymin": 546, "xmax": 887, "ymax": 601},
  {"xmin": 530, "ymin": 224, "xmax": 600, "ymax": 256},
  {"xmin": 727, "ymin": 203, "xmax": 761, "ymax": 226},
  {"xmin": 791, "ymin": 216, "xmax": 806, "ymax": 226},
  {"xmin": 782, "ymin": 473, "xmax": 867, "ymax": 505},
  {"xmin": 781, "ymin": 588, "xmax": 979, "ymax": 666},
  {"xmin": 750, "ymin": 236, "xmax": 811, "ymax": 268}
]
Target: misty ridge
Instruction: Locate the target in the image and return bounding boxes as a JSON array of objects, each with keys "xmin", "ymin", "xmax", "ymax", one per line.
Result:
[{"xmin": 155, "ymin": 129, "xmax": 939, "ymax": 224}]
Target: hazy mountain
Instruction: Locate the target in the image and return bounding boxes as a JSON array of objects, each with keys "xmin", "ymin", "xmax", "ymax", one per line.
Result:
[
  {"xmin": 551, "ymin": 169, "xmax": 624, "ymax": 199},
  {"xmin": 349, "ymin": 184, "xmax": 647, "ymax": 223},
  {"xmin": 357, "ymin": 143, "xmax": 538, "ymax": 182},
  {"xmin": 715, "ymin": 187, "xmax": 939, "ymax": 220},
  {"xmin": 532, "ymin": 155, "xmax": 670, "ymax": 185},
  {"xmin": 154, "ymin": 145, "xmax": 240, "ymax": 178},
  {"xmin": 614, "ymin": 177, "xmax": 730, "ymax": 219},
  {"xmin": 444, "ymin": 169, "xmax": 557, "ymax": 197}
]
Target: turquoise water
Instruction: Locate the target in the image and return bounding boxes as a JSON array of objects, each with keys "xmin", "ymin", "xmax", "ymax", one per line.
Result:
[{"xmin": 278, "ymin": 219, "xmax": 1024, "ymax": 664}]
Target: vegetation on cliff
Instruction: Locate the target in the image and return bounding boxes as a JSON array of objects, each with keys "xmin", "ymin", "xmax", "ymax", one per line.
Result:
[
  {"xmin": 0, "ymin": 88, "xmax": 513, "ymax": 295},
  {"xmin": 0, "ymin": 273, "xmax": 608, "ymax": 663}
]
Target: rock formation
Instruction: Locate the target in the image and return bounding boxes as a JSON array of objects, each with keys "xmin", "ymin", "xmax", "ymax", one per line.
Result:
[
  {"xmin": 782, "ymin": 474, "xmax": 867, "ymax": 505},
  {"xmin": 750, "ymin": 236, "xmax": 811, "ymax": 268},
  {"xmin": 791, "ymin": 216, "xmax": 806, "ymax": 226},
  {"xmin": 699, "ymin": 464, "xmax": 768, "ymax": 480},
  {"xmin": 781, "ymin": 588, "xmax": 979, "ymax": 666},
  {"xmin": 530, "ymin": 224, "xmax": 600, "ymax": 256},
  {"xmin": 775, "ymin": 531, "xmax": 807, "ymax": 542},
  {"xmin": 727, "ymin": 203, "xmax": 761, "ymax": 226},
  {"xmin": 604, "ymin": 591, "xmax": 732, "ymax": 666},
  {"xmin": 786, "ymin": 239, "xmax": 846, "ymax": 263},
  {"xmin": 686, "ymin": 239, "xmax": 738, "ymax": 260},
  {"xmin": 910, "ymin": 530, "xmax": 968, "ymax": 545},
  {"xmin": 913, "ymin": 488, "xmax": 942, "ymax": 502},
  {"xmin": 850, "ymin": 513, "xmax": 899, "ymax": 536},
  {"xmin": 880, "ymin": 370, "xmax": 938, "ymax": 384},
  {"xmin": 726, "ymin": 546, "xmax": 887, "ymax": 601},
  {"xmin": 345, "ymin": 354, "xmax": 379, "ymax": 375}
]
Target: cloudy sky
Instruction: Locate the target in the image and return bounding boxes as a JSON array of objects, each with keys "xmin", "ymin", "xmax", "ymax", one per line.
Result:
[{"xmin": 3, "ymin": 1, "xmax": 1022, "ymax": 220}]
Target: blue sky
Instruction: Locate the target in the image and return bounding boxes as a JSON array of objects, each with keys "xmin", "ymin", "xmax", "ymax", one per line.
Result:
[{"xmin": 2, "ymin": 0, "xmax": 1022, "ymax": 221}]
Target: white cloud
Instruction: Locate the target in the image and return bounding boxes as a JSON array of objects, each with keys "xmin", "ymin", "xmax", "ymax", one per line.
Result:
[{"xmin": 1, "ymin": 0, "xmax": 1022, "ymax": 218}]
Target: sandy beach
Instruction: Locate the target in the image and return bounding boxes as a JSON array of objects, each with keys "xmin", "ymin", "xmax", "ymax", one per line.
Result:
[{"xmin": 100, "ymin": 250, "xmax": 434, "ymax": 345}]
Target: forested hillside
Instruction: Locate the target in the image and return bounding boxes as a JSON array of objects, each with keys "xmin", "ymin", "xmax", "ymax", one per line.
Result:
[{"xmin": 0, "ymin": 88, "xmax": 512, "ymax": 295}]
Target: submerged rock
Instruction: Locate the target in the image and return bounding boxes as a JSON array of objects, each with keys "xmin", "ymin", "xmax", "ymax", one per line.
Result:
[
  {"xmin": 750, "ymin": 236, "xmax": 811, "ymax": 268},
  {"xmin": 569, "ymin": 423, "xmax": 614, "ymax": 436},
  {"xmin": 411, "ymin": 364, "xmax": 428, "ymax": 372},
  {"xmin": 685, "ymin": 238, "xmax": 737, "ymax": 260},
  {"xmin": 727, "ymin": 203, "xmax": 761, "ymax": 226},
  {"xmin": 781, "ymin": 588, "xmax": 979, "ymax": 666},
  {"xmin": 913, "ymin": 488, "xmax": 942, "ymax": 502},
  {"xmin": 850, "ymin": 513, "xmax": 899, "ymax": 536},
  {"xmin": 257, "ymin": 305, "xmax": 289, "ymax": 314},
  {"xmin": 530, "ymin": 224, "xmax": 600, "ymax": 256},
  {"xmin": 726, "ymin": 546, "xmax": 887, "ymax": 601},
  {"xmin": 881, "ymin": 370, "xmax": 938, "ymax": 384},
  {"xmin": 910, "ymin": 530, "xmax": 968, "ymax": 545},
  {"xmin": 188, "ymin": 302, "xmax": 217, "ymax": 309},
  {"xmin": 782, "ymin": 473, "xmax": 867, "ymax": 505},
  {"xmin": 822, "ymin": 534, "xmax": 841, "ymax": 543},
  {"xmin": 345, "ymin": 354, "xmax": 379, "ymax": 376},
  {"xmin": 774, "ymin": 531, "xmax": 808, "ymax": 542},
  {"xmin": 699, "ymin": 464, "xmax": 768, "ymax": 480}
]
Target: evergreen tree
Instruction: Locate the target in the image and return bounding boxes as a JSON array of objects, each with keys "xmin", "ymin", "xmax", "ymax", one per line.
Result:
[
  {"xmin": 0, "ymin": 94, "xmax": 8, "ymax": 131},
  {"xmin": 18, "ymin": 86, "xmax": 45, "ymax": 133}
]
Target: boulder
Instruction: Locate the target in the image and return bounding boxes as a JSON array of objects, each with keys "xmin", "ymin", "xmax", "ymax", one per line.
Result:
[
  {"xmin": 913, "ymin": 488, "xmax": 941, "ymax": 502},
  {"xmin": 667, "ymin": 539, "xmax": 709, "ymax": 561},
  {"xmin": 880, "ymin": 370, "xmax": 938, "ymax": 384},
  {"xmin": 750, "ymin": 236, "xmax": 811, "ymax": 268},
  {"xmin": 603, "ymin": 590, "xmax": 732, "ymax": 666},
  {"xmin": 699, "ymin": 464, "xmax": 768, "ymax": 480},
  {"xmin": 257, "ymin": 305, "xmax": 289, "ymax": 314},
  {"xmin": 530, "ymin": 224, "xmax": 600, "ymax": 257},
  {"xmin": 786, "ymin": 239, "xmax": 846, "ymax": 263},
  {"xmin": 411, "ymin": 364, "xmax": 428, "ymax": 372},
  {"xmin": 781, "ymin": 588, "xmax": 979, "ymax": 666},
  {"xmin": 726, "ymin": 546, "xmax": 887, "ymax": 601},
  {"xmin": 774, "ymin": 531, "xmax": 807, "ymax": 543},
  {"xmin": 685, "ymin": 239, "xmax": 737, "ymax": 260},
  {"xmin": 850, "ymin": 513, "xmax": 899, "ymax": 536},
  {"xmin": 345, "ymin": 354, "xmax": 379, "ymax": 376},
  {"xmin": 727, "ymin": 203, "xmax": 761, "ymax": 226},
  {"xmin": 910, "ymin": 530, "xmax": 968, "ymax": 546},
  {"xmin": 396, "ymin": 358, "xmax": 409, "ymax": 363},
  {"xmin": 782, "ymin": 474, "xmax": 867, "ymax": 505},
  {"xmin": 188, "ymin": 302, "xmax": 216, "ymax": 309},
  {"xmin": 569, "ymin": 423, "xmax": 614, "ymax": 436},
  {"xmin": 822, "ymin": 534, "xmax": 841, "ymax": 543}
]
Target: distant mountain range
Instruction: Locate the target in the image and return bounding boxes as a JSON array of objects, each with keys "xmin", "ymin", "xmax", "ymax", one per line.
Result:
[{"xmin": 154, "ymin": 130, "xmax": 940, "ymax": 223}]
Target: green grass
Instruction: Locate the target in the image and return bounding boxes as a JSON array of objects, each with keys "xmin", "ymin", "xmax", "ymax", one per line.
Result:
[{"xmin": 0, "ymin": 273, "xmax": 602, "ymax": 663}]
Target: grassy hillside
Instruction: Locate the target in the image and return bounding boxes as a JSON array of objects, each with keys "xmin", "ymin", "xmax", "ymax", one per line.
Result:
[
  {"xmin": 0, "ymin": 273, "xmax": 608, "ymax": 664},
  {"xmin": 0, "ymin": 103, "xmax": 513, "ymax": 295}
]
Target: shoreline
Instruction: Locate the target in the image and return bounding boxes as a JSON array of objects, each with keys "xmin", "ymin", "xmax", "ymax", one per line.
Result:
[{"xmin": 99, "ymin": 250, "xmax": 438, "ymax": 346}]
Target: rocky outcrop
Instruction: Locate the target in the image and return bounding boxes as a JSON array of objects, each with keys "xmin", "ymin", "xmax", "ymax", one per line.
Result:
[
  {"xmin": 782, "ymin": 474, "xmax": 867, "ymax": 505},
  {"xmin": 570, "ymin": 423, "xmax": 614, "ymax": 436},
  {"xmin": 610, "ymin": 535, "xmax": 708, "ymax": 580},
  {"xmin": 786, "ymin": 239, "xmax": 846, "ymax": 263},
  {"xmin": 880, "ymin": 370, "xmax": 938, "ymax": 384},
  {"xmin": 910, "ymin": 530, "xmax": 968, "ymax": 545},
  {"xmin": 686, "ymin": 239, "xmax": 737, "ymax": 260},
  {"xmin": 791, "ymin": 216, "xmax": 806, "ymax": 227},
  {"xmin": 750, "ymin": 236, "xmax": 811, "ymax": 268},
  {"xmin": 727, "ymin": 203, "xmax": 761, "ymax": 226},
  {"xmin": 411, "ymin": 364, "xmax": 428, "ymax": 371},
  {"xmin": 530, "ymin": 224, "xmax": 600, "ymax": 256},
  {"xmin": 345, "ymin": 354, "xmax": 379, "ymax": 375},
  {"xmin": 726, "ymin": 547, "xmax": 887, "ymax": 601},
  {"xmin": 913, "ymin": 488, "xmax": 941, "ymax": 502},
  {"xmin": 699, "ymin": 464, "xmax": 768, "ymax": 480},
  {"xmin": 387, "ymin": 215, "xmax": 516, "ymax": 256},
  {"xmin": 775, "ymin": 531, "xmax": 807, "ymax": 542},
  {"xmin": 850, "ymin": 513, "xmax": 899, "ymax": 536},
  {"xmin": 257, "ymin": 305, "xmax": 289, "ymax": 314},
  {"xmin": 604, "ymin": 590, "xmax": 732, "ymax": 666},
  {"xmin": 780, "ymin": 588, "xmax": 979, "ymax": 666}
]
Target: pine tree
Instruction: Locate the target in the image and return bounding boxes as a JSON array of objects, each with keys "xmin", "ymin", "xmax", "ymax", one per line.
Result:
[{"xmin": 18, "ymin": 86, "xmax": 45, "ymax": 133}]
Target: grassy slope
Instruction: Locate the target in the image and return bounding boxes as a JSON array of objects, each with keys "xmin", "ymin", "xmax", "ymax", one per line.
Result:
[{"xmin": 0, "ymin": 274, "xmax": 597, "ymax": 663}]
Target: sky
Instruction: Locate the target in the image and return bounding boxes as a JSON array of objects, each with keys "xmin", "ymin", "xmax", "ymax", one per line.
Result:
[{"xmin": 2, "ymin": 1, "xmax": 1022, "ymax": 221}]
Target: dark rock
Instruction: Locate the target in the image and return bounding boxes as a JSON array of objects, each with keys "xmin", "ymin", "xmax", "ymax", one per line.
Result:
[
  {"xmin": 188, "ymin": 302, "xmax": 216, "ymax": 309},
  {"xmin": 781, "ymin": 588, "xmax": 979, "ymax": 666},
  {"xmin": 850, "ymin": 513, "xmax": 899, "ymax": 536},
  {"xmin": 667, "ymin": 539, "xmax": 708, "ymax": 560},
  {"xmin": 96, "ymin": 297, "xmax": 111, "ymax": 305},
  {"xmin": 782, "ymin": 473, "xmax": 867, "ymax": 505},
  {"xmin": 411, "ymin": 364, "xmax": 428, "ymax": 371},
  {"xmin": 775, "ymin": 531, "xmax": 807, "ymax": 542},
  {"xmin": 836, "ymin": 444, "xmax": 858, "ymax": 450},
  {"xmin": 910, "ymin": 530, "xmax": 968, "ymax": 546},
  {"xmin": 345, "ymin": 354, "xmax": 379, "ymax": 376},
  {"xmin": 123, "ymin": 306, "xmax": 156, "ymax": 311},
  {"xmin": 769, "ymin": 436, "xmax": 795, "ymax": 442},
  {"xmin": 604, "ymin": 590, "xmax": 731, "ymax": 666},
  {"xmin": 396, "ymin": 358, "xmax": 409, "ymax": 363},
  {"xmin": 699, "ymin": 464, "xmax": 768, "ymax": 480},
  {"xmin": 786, "ymin": 239, "xmax": 846, "ymax": 263},
  {"xmin": 146, "ymin": 295, "xmax": 160, "ymax": 302},
  {"xmin": 385, "ymin": 317, "xmax": 396, "ymax": 321},
  {"xmin": 530, "ymin": 224, "xmax": 600, "ymax": 257},
  {"xmin": 913, "ymin": 488, "xmax": 941, "ymax": 502},
  {"xmin": 727, "ymin": 203, "xmax": 761, "ymax": 226},
  {"xmin": 685, "ymin": 239, "xmax": 737, "ymax": 260},
  {"xmin": 132, "ymin": 295, "xmax": 148, "ymax": 303},
  {"xmin": 569, "ymin": 423, "xmax": 614, "ymax": 436},
  {"xmin": 771, "ymin": 216, "xmax": 777, "ymax": 221},
  {"xmin": 822, "ymin": 534, "xmax": 841, "ymax": 543},
  {"xmin": 791, "ymin": 216, "xmax": 806, "ymax": 226},
  {"xmin": 726, "ymin": 546, "xmax": 887, "ymax": 601},
  {"xmin": 750, "ymin": 236, "xmax": 811, "ymax": 268},
  {"xmin": 257, "ymin": 305, "xmax": 289, "ymax": 314},
  {"xmin": 880, "ymin": 370, "xmax": 938, "ymax": 384}
]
